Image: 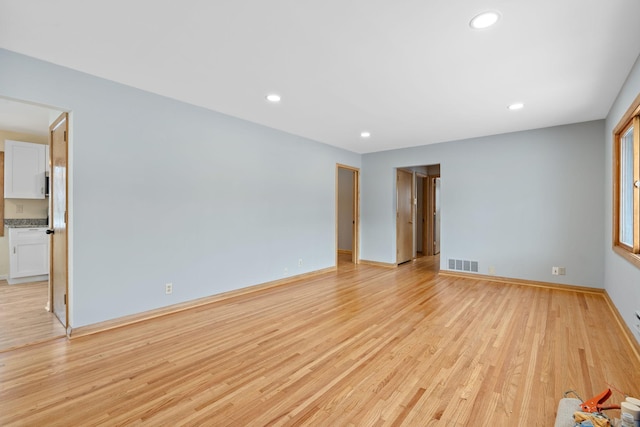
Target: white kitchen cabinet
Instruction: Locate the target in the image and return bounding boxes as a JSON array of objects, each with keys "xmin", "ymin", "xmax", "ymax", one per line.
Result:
[
  {"xmin": 8, "ymin": 227, "xmax": 49, "ymax": 284},
  {"xmin": 4, "ymin": 140, "xmax": 47, "ymax": 199}
]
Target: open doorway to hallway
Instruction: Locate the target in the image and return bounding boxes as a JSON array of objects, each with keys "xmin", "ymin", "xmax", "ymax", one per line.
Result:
[
  {"xmin": 336, "ymin": 165, "xmax": 359, "ymax": 267},
  {"xmin": 396, "ymin": 163, "xmax": 440, "ymax": 266},
  {"xmin": 416, "ymin": 165, "xmax": 441, "ymax": 257}
]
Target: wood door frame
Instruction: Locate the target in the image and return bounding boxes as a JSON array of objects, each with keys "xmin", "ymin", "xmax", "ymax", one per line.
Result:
[
  {"xmin": 433, "ymin": 176, "xmax": 441, "ymax": 255},
  {"xmin": 49, "ymin": 112, "xmax": 69, "ymax": 329},
  {"xmin": 0, "ymin": 152, "xmax": 4, "ymax": 237},
  {"xmin": 396, "ymin": 168, "xmax": 414, "ymax": 264},
  {"xmin": 336, "ymin": 164, "xmax": 360, "ymax": 265},
  {"xmin": 423, "ymin": 174, "xmax": 441, "ymax": 256},
  {"xmin": 415, "ymin": 173, "xmax": 427, "ymax": 256}
]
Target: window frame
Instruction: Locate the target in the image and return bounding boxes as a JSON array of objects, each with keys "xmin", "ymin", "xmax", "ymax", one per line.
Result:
[{"xmin": 613, "ymin": 92, "xmax": 640, "ymax": 268}]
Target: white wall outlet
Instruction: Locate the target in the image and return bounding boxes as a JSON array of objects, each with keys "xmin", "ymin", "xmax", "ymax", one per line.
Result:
[
  {"xmin": 165, "ymin": 283, "xmax": 173, "ymax": 294},
  {"xmin": 16, "ymin": 204, "xmax": 23, "ymax": 213},
  {"xmin": 298, "ymin": 259, "xmax": 303, "ymax": 267},
  {"xmin": 488, "ymin": 266, "xmax": 496, "ymax": 275},
  {"xmin": 552, "ymin": 266, "xmax": 566, "ymax": 275},
  {"xmin": 284, "ymin": 267, "xmax": 288, "ymax": 275}
]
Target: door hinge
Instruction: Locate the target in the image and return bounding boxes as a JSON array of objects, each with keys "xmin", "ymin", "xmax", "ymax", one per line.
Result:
[
  {"xmin": 64, "ymin": 294, "xmax": 67, "ymax": 305},
  {"xmin": 64, "ymin": 130, "xmax": 67, "ymax": 141}
]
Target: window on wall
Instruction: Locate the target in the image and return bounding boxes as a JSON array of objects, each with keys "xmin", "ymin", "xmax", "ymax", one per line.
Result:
[{"xmin": 613, "ymin": 94, "xmax": 640, "ymax": 268}]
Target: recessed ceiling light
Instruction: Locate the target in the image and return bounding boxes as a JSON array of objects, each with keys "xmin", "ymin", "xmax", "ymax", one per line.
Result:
[
  {"xmin": 469, "ymin": 11, "xmax": 500, "ymax": 29},
  {"xmin": 508, "ymin": 103, "xmax": 524, "ymax": 111},
  {"xmin": 266, "ymin": 94, "xmax": 281, "ymax": 103},
  {"xmin": 360, "ymin": 131, "xmax": 371, "ymax": 138}
]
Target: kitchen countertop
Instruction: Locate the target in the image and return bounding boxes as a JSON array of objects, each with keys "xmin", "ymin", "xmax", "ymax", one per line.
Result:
[{"xmin": 4, "ymin": 219, "xmax": 49, "ymax": 228}]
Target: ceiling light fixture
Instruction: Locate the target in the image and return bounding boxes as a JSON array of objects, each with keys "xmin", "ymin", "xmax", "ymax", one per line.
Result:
[
  {"xmin": 508, "ymin": 103, "xmax": 524, "ymax": 111},
  {"xmin": 360, "ymin": 131, "xmax": 371, "ymax": 138},
  {"xmin": 469, "ymin": 11, "xmax": 500, "ymax": 29},
  {"xmin": 265, "ymin": 94, "xmax": 281, "ymax": 103}
]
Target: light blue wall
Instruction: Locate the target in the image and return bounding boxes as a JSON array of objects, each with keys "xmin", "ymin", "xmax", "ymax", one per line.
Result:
[
  {"xmin": 604, "ymin": 53, "xmax": 640, "ymax": 343},
  {"xmin": 362, "ymin": 120, "xmax": 606, "ymax": 288},
  {"xmin": 3, "ymin": 47, "xmax": 634, "ymax": 335},
  {"xmin": 0, "ymin": 49, "xmax": 360, "ymax": 327}
]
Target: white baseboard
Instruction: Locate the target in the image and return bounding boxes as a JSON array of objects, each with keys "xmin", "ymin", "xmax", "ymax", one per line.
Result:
[{"xmin": 7, "ymin": 274, "xmax": 48, "ymax": 285}]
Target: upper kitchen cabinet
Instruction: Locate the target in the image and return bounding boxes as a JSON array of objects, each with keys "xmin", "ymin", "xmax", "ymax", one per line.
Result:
[{"xmin": 4, "ymin": 140, "xmax": 47, "ymax": 199}]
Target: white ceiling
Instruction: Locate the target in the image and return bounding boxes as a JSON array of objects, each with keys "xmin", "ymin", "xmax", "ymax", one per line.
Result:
[
  {"xmin": 0, "ymin": 98, "xmax": 57, "ymax": 137},
  {"xmin": 1, "ymin": 1, "xmax": 640, "ymax": 153}
]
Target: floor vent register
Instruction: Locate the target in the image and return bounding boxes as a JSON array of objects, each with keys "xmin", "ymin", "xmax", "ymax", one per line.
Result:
[{"xmin": 448, "ymin": 259, "xmax": 479, "ymax": 273}]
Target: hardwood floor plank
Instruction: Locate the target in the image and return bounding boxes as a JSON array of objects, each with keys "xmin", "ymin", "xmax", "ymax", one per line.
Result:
[
  {"xmin": 1, "ymin": 255, "xmax": 639, "ymax": 426},
  {"xmin": 0, "ymin": 280, "xmax": 66, "ymax": 352}
]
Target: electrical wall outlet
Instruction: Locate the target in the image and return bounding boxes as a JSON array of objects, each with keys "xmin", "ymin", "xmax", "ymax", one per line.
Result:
[
  {"xmin": 552, "ymin": 266, "xmax": 566, "ymax": 276},
  {"xmin": 16, "ymin": 204, "xmax": 23, "ymax": 213},
  {"xmin": 298, "ymin": 259, "xmax": 303, "ymax": 267},
  {"xmin": 488, "ymin": 266, "xmax": 496, "ymax": 275},
  {"xmin": 284, "ymin": 267, "xmax": 288, "ymax": 275},
  {"xmin": 165, "ymin": 283, "xmax": 173, "ymax": 295}
]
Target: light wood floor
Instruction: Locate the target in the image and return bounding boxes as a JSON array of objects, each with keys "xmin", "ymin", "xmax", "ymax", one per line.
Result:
[
  {"xmin": 0, "ymin": 279, "xmax": 66, "ymax": 352},
  {"xmin": 1, "ymin": 255, "xmax": 639, "ymax": 426}
]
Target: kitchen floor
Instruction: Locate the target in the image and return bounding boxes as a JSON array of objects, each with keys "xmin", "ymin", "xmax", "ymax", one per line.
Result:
[{"xmin": 0, "ymin": 280, "xmax": 66, "ymax": 352}]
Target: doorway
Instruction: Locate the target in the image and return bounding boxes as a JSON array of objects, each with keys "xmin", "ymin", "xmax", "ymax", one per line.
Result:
[
  {"xmin": 433, "ymin": 177, "xmax": 441, "ymax": 255},
  {"xmin": 396, "ymin": 169, "xmax": 413, "ymax": 264},
  {"xmin": 0, "ymin": 98, "xmax": 68, "ymax": 350},
  {"xmin": 336, "ymin": 165, "xmax": 359, "ymax": 266},
  {"xmin": 397, "ymin": 164, "xmax": 440, "ymax": 265},
  {"xmin": 416, "ymin": 168, "xmax": 441, "ymax": 256}
]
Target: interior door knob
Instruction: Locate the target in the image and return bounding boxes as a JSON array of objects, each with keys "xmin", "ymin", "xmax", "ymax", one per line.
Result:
[{"xmin": 46, "ymin": 229, "xmax": 55, "ymax": 235}]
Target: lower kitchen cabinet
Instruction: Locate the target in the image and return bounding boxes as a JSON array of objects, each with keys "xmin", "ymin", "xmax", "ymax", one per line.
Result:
[{"xmin": 8, "ymin": 227, "xmax": 49, "ymax": 285}]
